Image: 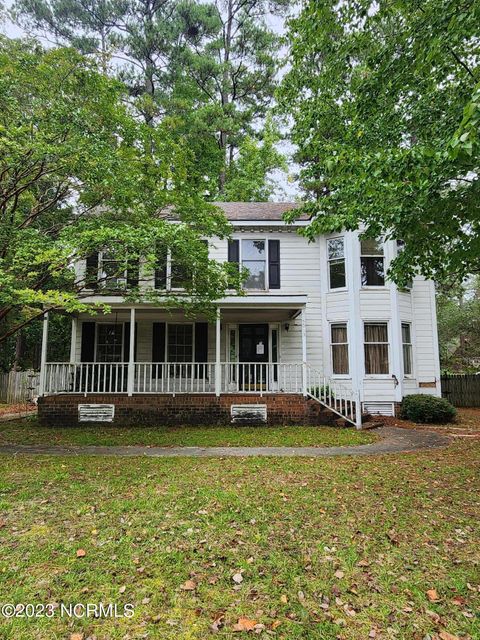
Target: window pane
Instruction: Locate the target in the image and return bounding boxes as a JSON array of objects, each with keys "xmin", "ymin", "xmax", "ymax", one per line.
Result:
[
  {"xmin": 401, "ymin": 323, "xmax": 411, "ymax": 343},
  {"xmin": 329, "ymin": 259, "xmax": 346, "ymax": 288},
  {"xmin": 243, "ymin": 261, "xmax": 265, "ymax": 289},
  {"xmin": 403, "ymin": 344, "xmax": 413, "ymax": 375},
  {"xmin": 365, "ymin": 344, "xmax": 389, "ymax": 374},
  {"xmin": 332, "ymin": 344, "xmax": 349, "ymax": 374},
  {"xmin": 364, "ymin": 323, "xmax": 388, "ymax": 342},
  {"xmin": 361, "ymin": 257, "xmax": 385, "ymax": 286},
  {"xmin": 96, "ymin": 324, "xmax": 123, "ymax": 362},
  {"xmin": 328, "ymin": 238, "xmax": 344, "ymax": 259},
  {"xmin": 242, "ymin": 240, "xmax": 265, "ymax": 259},
  {"xmin": 331, "ymin": 323, "xmax": 347, "ymax": 343},
  {"xmin": 361, "ymin": 238, "xmax": 384, "ymax": 256},
  {"xmin": 167, "ymin": 324, "xmax": 193, "ymax": 362}
]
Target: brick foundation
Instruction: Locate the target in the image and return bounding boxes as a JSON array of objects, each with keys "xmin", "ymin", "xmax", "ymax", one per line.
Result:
[{"xmin": 38, "ymin": 393, "xmax": 336, "ymax": 427}]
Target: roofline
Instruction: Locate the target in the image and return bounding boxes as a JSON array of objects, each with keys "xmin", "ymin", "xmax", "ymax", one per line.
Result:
[{"xmin": 230, "ymin": 220, "xmax": 309, "ymax": 227}]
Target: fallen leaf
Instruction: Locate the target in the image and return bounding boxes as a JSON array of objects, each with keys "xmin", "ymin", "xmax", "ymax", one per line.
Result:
[
  {"xmin": 181, "ymin": 580, "xmax": 196, "ymax": 591},
  {"xmin": 76, "ymin": 549, "xmax": 86, "ymax": 558},
  {"xmin": 271, "ymin": 620, "xmax": 281, "ymax": 630},
  {"xmin": 427, "ymin": 588, "xmax": 440, "ymax": 602},
  {"xmin": 439, "ymin": 632, "xmax": 460, "ymax": 640},
  {"xmin": 70, "ymin": 634, "xmax": 84, "ymax": 640},
  {"xmin": 232, "ymin": 573, "xmax": 244, "ymax": 584},
  {"xmin": 119, "ymin": 585, "xmax": 126, "ymax": 594},
  {"xmin": 280, "ymin": 595, "xmax": 288, "ymax": 604},
  {"xmin": 334, "ymin": 570, "xmax": 345, "ymax": 579},
  {"xmin": 233, "ymin": 617, "xmax": 257, "ymax": 632}
]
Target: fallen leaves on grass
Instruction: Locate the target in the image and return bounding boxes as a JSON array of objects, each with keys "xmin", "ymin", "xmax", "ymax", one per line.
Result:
[
  {"xmin": 75, "ymin": 549, "xmax": 86, "ymax": 558},
  {"xmin": 180, "ymin": 579, "xmax": 197, "ymax": 591},
  {"xmin": 439, "ymin": 632, "xmax": 460, "ymax": 640},
  {"xmin": 427, "ymin": 588, "xmax": 440, "ymax": 602},
  {"xmin": 233, "ymin": 617, "xmax": 257, "ymax": 632},
  {"xmin": 232, "ymin": 572, "xmax": 243, "ymax": 584}
]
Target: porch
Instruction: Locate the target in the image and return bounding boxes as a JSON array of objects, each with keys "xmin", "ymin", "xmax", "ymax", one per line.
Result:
[{"xmin": 38, "ymin": 301, "xmax": 361, "ymax": 426}]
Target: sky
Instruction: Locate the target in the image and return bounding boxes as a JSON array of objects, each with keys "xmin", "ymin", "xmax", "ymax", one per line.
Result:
[{"xmin": 1, "ymin": 0, "xmax": 301, "ymax": 201}]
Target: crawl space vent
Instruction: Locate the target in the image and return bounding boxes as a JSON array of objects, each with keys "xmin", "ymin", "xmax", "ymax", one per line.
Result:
[
  {"xmin": 78, "ymin": 404, "xmax": 115, "ymax": 422},
  {"xmin": 231, "ymin": 404, "xmax": 267, "ymax": 424},
  {"xmin": 362, "ymin": 402, "xmax": 395, "ymax": 417}
]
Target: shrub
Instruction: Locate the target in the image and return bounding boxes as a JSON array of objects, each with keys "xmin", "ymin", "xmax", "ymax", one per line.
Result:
[{"xmin": 400, "ymin": 394, "xmax": 456, "ymax": 424}]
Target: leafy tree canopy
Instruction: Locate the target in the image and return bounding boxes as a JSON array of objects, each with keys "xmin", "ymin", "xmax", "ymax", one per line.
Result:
[
  {"xmin": 13, "ymin": 0, "xmax": 289, "ymax": 198},
  {"xmin": 280, "ymin": 0, "xmax": 480, "ymax": 286},
  {"xmin": 0, "ymin": 37, "xmax": 240, "ymax": 346}
]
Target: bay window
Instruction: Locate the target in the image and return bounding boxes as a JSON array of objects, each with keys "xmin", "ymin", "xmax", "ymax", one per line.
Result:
[
  {"xmin": 327, "ymin": 238, "xmax": 346, "ymax": 289},
  {"xmin": 360, "ymin": 239, "xmax": 385, "ymax": 286},
  {"xmin": 364, "ymin": 322, "xmax": 389, "ymax": 374},
  {"xmin": 331, "ymin": 323, "xmax": 349, "ymax": 374},
  {"xmin": 402, "ymin": 322, "xmax": 413, "ymax": 376}
]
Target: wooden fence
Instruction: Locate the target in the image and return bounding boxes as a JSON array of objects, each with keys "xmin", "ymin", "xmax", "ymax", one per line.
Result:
[
  {"xmin": 0, "ymin": 370, "xmax": 40, "ymax": 404},
  {"xmin": 441, "ymin": 374, "xmax": 480, "ymax": 407}
]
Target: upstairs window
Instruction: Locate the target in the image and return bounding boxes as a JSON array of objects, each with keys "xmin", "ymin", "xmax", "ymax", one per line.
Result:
[
  {"xmin": 241, "ymin": 239, "xmax": 266, "ymax": 290},
  {"xmin": 360, "ymin": 239, "xmax": 385, "ymax": 286},
  {"xmin": 402, "ymin": 322, "xmax": 413, "ymax": 376},
  {"xmin": 364, "ymin": 322, "xmax": 389, "ymax": 374},
  {"xmin": 327, "ymin": 238, "xmax": 346, "ymax": 289},
  {"xmin": 228, "ymin": 239, "xmax": 280, "ymax": 291},
  {"xmin": 331, "ymin": 323, "xmax": 349, "ymax": 374}
]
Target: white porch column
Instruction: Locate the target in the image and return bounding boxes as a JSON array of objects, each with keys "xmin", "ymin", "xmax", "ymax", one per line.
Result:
[
  {"xmin": 38, "ymin": 311, "xmax": 49, "ymax": 396},
  {"xmin": 346, "ymin": 231, "xmax": 364, "ymax": 428},
  {"xmin": 127, "ymin": 308, "xmax": 135, "ymax": 396},
  {"xmin": 215, "ymin": 307, "xmax": 221, "ymax": 396},
  {"xmin": 70, "ymin": 316, "xmax": 77, "ymax": 363},
  {"xmin": 301, "ymin": 306, "xmax": 307, "ymax": 396}
]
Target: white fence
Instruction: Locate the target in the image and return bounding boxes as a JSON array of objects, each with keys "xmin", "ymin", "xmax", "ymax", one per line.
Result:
[{"xmin": 0, "ymin": 370, "xmax": 40, "ymax": 404}]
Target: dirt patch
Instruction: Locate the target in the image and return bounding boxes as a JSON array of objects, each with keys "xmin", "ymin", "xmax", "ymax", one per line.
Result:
[{"xmin": 370, "ymin": 408, "xmax": 480, "ymax": 438}]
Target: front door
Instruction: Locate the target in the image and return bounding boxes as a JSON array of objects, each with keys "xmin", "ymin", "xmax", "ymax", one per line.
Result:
[{"xmin": 239, "ymin": 324, "xmax": 269, "ymax": 390}]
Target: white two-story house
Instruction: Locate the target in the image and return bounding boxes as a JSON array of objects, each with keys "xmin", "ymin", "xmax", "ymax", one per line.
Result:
[{"xmin": 38, "ymin": 202, "xmax": 441, "ymax": 428}]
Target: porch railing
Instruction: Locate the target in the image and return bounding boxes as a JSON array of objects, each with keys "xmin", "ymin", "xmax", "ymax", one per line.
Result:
[
  {"xmin": 43, "ymin": 361, "xmax": 361, "ymax": 427},
  {"xmin": 305, "ymin": 364, "xmax": 360, "ymax": 426}
]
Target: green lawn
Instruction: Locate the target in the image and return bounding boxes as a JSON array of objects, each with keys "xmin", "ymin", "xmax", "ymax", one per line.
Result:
[
  {"xmin": 0, "ymin": 440, "xmax": 478, "ymax": 639},
  {"xmin": 0, "ymin": 418, "xmax": 375, "ymax": 447}
]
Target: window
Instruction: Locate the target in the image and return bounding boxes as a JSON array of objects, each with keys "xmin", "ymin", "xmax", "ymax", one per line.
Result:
[
  {"xmin": 327, "ymin": 238, "xmax": 346, "ymax": 289},
  {"xmin": 360, "ymin": 239, "xmax": 385, "ymax": 286},
  {"xmin": 241, "ymin": 240, "xmax": 266, "ymax": 289},
  {"xmin": 96, "ymin": 324, "xmax": 123, "ymax": 362},
  {"xmin": 170, "ymin": 247, "xmax": 191, "ymax": 289},
  {"xmin": 331, "ymin": 323, "xmax": 349, "ymax": 374},
  {"xmin": 402, "ymin": 322, "xmax": 413, "ymax": 376},
  {"xmin": 167, "ymin": 324, "xmax": 193, "ymax": 362},
  {"xmin": 100, "ymin": 251, "xmax": 127, "ymax": 289},
  {"xmin": 364, "ymin": 322, "xmax": 389, "ymax": 374}
]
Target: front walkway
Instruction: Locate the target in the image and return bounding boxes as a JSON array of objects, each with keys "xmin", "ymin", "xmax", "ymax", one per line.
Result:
[{"xmin": 0, "ymin": 426, "xmax": 448, "ymax": 458}]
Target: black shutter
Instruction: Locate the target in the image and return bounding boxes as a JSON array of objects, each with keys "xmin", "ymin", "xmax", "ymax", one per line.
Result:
[
  {"xmin": 85, "ymin": 253, "xmax": 99, "ymax": 288},
  {"xmin": 154, "ymin": 243, "xmax": 168, "ymax": 289},
  {"xmin": 80, "ymin": 322, "xmax": 95, "ymax": 362},
  {"xmin": 127, "ymin": 258, "xmax": 139, "ymax": 288},
  {"xmin": 228, "ymin": 239, "xmax": 239, "ymax": 266},
  {"xmin": 123, "ymin": 322, "xmax": 138, "ymax": 362},
  {"xmin": 194, "ymin": 322, "xmax": 208, "ymax": 378},
  {"xmin": 152, "ymin": 322, "xmax": 166, "ymax": 378},
  {"xmin": 268, "ymin": 239, "xmax": 280, "ymax": 289}
]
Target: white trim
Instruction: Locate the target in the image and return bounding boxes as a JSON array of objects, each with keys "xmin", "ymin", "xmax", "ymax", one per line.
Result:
[
  {"xmin": 230, "ymin": 220, "xmax": 309, "ymax": 228},
  {"xmin": 429, "ymin": 280, "xmax": 442, "ymax": 396},
  {"xmin": 127, "ymin": 308, "xmax": 135, "ymax": 396},
  {"xmin": 215, "ymin": 308, "xmax": 221, "ymax": 396},
  {"xmin": 70, "ymin": 317, "xmax": 77, "ymax": 363},
  {"xmin": 39, "ymin": 311, "xmax": 49, "ymax": 397},
  {"xmin": 346, "ymin": 231, "xmax": 363, "ymax": 401}
]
